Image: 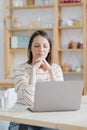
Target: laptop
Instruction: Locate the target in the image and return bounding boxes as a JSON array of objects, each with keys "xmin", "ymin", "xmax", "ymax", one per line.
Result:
[{"xmin": 27, "ymin": 80, "xmax": 83, "ymax": 112}]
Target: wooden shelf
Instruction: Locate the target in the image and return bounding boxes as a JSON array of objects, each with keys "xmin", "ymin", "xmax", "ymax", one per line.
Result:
[
  {"xmin": 58, "ymin": 26, "xmax": 83, "ymax": 30},
  {"xmin": 4, "ymin": 0, "xmax": 55, "ymax": 80},
  {"xmin": 10, "ymin": 48, "xmax": 27, "ymax": 53},
  {"xmin": 63, "ymin": 71, "xmax": 83, "ymax": 74},
  {"xmin": 58, "ymin": 2, "xmax": 83, "ymax": 7},
  {"xmin": 10, "ymin": 4, "xmax": 54, "ymax": 10},
  {"xmin": 57, "ymin": 0, "xmax": 87, "ymax": 95},
  {"xmin": 58, "ymin": 49, "xmax": 83, "ymax": 51},
  {"xmin": 9, "ymin": 27, "xmax": 53, "ymax": 32}
]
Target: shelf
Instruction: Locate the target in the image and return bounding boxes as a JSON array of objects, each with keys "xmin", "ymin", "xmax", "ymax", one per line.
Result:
[
  {"xmin": 63, "ymin": 71, "xmax": 83, "ymax": 74},
  {"xmin": 8, "ymin": 27, "xmax": 53, "ymax": 32},
  {"xmin": 58, "ymin": 26, "xmax": 83, "ymax": 30},
  {"xmin": 58, "ymin": 49, "xmax": 83, "ymax": 52},
  {"xmin": 10, "ymin": 48, "xmax": 27, "ymax": 53},
  {"xmin": 57, "ymin": 0, "xmax": 87, "ymax": 94},
  {"xmin": 10, "ymin": 4, "xmax": 54, "ymax": 10},
  {"xmin": 58, "ymin": 2, "xmax": 83, "ymax": 7}
]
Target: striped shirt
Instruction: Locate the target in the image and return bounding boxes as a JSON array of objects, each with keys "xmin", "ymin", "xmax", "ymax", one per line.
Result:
[{"xmin": 13, "ymin": 63, "xmax": 64, "ymax": 106}]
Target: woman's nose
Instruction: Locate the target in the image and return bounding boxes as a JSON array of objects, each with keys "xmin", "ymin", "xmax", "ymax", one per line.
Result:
[{"xmin": 39, "ymin": 46, "xmax": 44, "ymax": 50}]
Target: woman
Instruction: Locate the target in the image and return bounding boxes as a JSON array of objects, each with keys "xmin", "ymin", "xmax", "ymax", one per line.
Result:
[{"xmin": 9, "ymin": 30, "xmax": 64, "ymax": 130}]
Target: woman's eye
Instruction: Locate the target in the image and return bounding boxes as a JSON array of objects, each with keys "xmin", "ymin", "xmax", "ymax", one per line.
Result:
[
  {"xmin": 35, "ymin": 45, "xmax": 39, "ymax": 47},
  {"xmin": 34, "ymin": 45, "xmax": 48, "ymax": 48},
  {"xmin": 44, "ymin": 45, "xmax": 48, "ymax": 48}
]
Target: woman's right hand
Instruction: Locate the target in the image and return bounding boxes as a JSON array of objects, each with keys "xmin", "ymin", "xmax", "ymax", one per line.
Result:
[
  {"xmin": 32, "ymin": 58, "xmax": 44, "ymax": 71},
  {"xmin": 29, "ymin": 58, "xmax": 43, "ymax": 85}
]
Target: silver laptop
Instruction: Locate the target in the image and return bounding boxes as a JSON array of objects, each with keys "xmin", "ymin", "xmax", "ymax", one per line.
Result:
[{"xmin": 27, "ymin": 80, "xmax": 83, "ymax": 112}]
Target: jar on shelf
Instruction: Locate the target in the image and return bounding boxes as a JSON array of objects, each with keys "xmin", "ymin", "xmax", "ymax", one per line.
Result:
[
  {"xmin": 27, "ymin": 0, "xmax": 35, "ymax": 5},
  {"xmin": 75, "ymin": 66, "xmax": 82, "ymax": 72},
  {"xmin": 68, "ymin": 40, "xmax": 75, "ymax": 49},
  {"xmin": 35, "ymin": 17, "xmax": 42, "ymax": 28},
  {"xmin": 77, "ymin": 41, "xmax": 83, "ymax": 49},
  {"xmin": 42, "ymin": 0, "xmax": 51, "ymax": 4},
  {"xmin": 12, "ymin": 0, "xmax": 24, "ymax": 7},
  {"xmin": 29, "ymin": 21, "xmax": 35, "ymax": 28},
  {"xmin": 12, "ymin": 18, "xmax": 22, "ymax": 28},
  {"xmin": 62, "ymin": 64, "xmax": 72, "ymax": 72}
]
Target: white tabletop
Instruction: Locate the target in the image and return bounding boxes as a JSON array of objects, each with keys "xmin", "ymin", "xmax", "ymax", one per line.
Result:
[{"xmin": 0, "ymin": 96, "xmax": 87, "ymax": 130}]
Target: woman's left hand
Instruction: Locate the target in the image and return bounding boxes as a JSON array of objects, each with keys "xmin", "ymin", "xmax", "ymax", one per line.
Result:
[
  {"xmin": 39, "ymin": 59, "xmax": 57, "ymax": 80},
  {"xmin": 40, "ymin": 59, "xmax": 51, "ymax": 72}
]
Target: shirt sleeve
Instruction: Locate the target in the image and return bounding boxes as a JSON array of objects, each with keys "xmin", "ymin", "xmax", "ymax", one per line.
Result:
[
  {"xmin": 13, "ymin": 64, "xmax": 35, "ymax": 106},
  {"xmin": 52, "ymin": 64, "xmax": 64, "ymax": 81}
]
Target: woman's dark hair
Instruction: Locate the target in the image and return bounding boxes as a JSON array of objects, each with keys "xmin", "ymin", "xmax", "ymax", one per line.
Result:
[{"xmin": 27, "ymin": 30, "xmax": 52, "ymax": 64}]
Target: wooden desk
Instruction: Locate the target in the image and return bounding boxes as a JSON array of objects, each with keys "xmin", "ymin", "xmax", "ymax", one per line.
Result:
[
  {"xmin": 0, "ymin": 96, "xmax": 87, "ymax": 130},
  {"xmin": 0, "ymin": 79, "xmax": 14, "ymax": 89}
]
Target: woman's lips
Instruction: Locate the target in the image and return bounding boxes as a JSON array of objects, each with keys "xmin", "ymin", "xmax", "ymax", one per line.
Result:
[{"xmin": 38, "ymin": 53, "xmax": 44, "ymax": 56}]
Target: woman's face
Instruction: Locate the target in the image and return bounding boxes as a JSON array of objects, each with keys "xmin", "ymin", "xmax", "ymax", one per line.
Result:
[{"xmin": 31, "ymin": 35, "xmax": 50, "ymax": 61}]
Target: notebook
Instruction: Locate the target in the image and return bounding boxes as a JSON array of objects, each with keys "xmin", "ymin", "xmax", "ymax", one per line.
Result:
[{"xmin": 27, "ymin": 80, "xmax": 83, "ymax": 112}]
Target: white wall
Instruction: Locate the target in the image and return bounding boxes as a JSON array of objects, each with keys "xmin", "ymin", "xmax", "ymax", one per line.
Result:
[{"xmin": 0, "ymin": 1, "xmax": 4, "ymax": 80}]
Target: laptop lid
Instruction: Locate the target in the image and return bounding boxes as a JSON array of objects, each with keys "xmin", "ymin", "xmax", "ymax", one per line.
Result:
[{"xmin": 32, "ymin": 80, "xmax": 83, "ymax": 112}]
